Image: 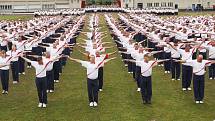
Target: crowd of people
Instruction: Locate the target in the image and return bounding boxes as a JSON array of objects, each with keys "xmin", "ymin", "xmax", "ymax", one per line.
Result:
[
  {"xmin": 1, "ymin": 7, "xmax": 215, "ymax": 108},
  {"xmin": 0, "ymin": 14, "xmax": 85, "ymax": 108},
  {"xmin": 34, "ymin": 7, "xmax": 178, "ymax": 16},
  {"xmin": 105, "ymin": 12, "xmax": 215, "ymax": 104}
]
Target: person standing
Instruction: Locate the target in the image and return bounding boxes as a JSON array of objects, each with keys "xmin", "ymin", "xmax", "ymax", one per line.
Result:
[{"xmin": 22, "ymin": 56, "xmax": 48, "ymax": 108}]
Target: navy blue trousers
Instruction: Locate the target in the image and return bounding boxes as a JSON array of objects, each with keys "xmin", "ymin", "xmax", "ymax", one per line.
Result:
[
  {"xmin": 171, "ymin": 58, "xmax": 181, "ymax": 79},
  {"xmin": 140, "ymin": 76, "xmax": 152, "ymax": 103},
  {"xmin": 18, "ymin": 57, "xmax": 25, "ymax": 73},
  {"xmin": 0, "ymin": 70, "xmax": 9, "ymax": 91},
  {"xmin": 193, "ymin": 75, "xmax": 205, "ymax": 101},
  {"xmin": 87, "ymin": 78, "xmax": 98, "ymax": 103},
  {"xmin": 11, "ymin": 61, "xmax": 19, "ymax": 82},
  {"xmin": 135, "ymin": 66, "xmax": 141, "ymax": 88},
  {"xmin": 182, "ymin": 65, "xmax": 192, "ymax": 88},
  {"xmin": 98, "ymin": 67, "xmax": 103, "ymax": 90},
  {"xmin": 164, "ymin": 52, "xmax": 171, "ymax": 71},
  {"xmin": 46, "ymin": 70, "xmax": 54, "ymax": 90},
  {"xmin": 53, "ymin": 61, "xmax": 60, "ymax": 80},
  {"xmin": 209, "ymin": 58, "xmax": 215, "ymax": 78},
  {"xmin": 35, "ymin": 77, "xmax": 47, "ymax": 104}
]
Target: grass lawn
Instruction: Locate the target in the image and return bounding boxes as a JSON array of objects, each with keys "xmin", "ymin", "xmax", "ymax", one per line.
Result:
[
  {"xmin": 0, "ymin": 13, "xmax": 214, "ymax": 121},
  {"xmin": 0, "ymin": 15, "xmax": 33, "ymax": 21}
]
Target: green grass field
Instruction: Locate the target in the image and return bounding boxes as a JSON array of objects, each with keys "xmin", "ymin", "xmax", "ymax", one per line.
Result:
[{"xmin": 0, "ymin": 13, "xmax": 214, "ymax": 121}]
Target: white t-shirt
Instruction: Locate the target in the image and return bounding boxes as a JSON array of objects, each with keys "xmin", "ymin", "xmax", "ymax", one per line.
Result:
[
  {"xmin": 42, "ymin": 57, "xmax": 54, "ymax": 71},
  {"xmin": 0, "ymin": 56, "xmax": 11, "ymax": 70},
  {"xmin": 81, "ymin": 61, "xmax": 98, "ymax": 80},
  {"xmin": 139, "ymin": 60, "xmax": 157, "ymax": 77},
  {"xmin": 187, "ymin": 60, "xmax": 211, "ymax": 75},
  {"xmin": 31, "ymin": 61, "xmax": 46, "ymax": 78},
  {"xmin": 6, "ymin": 50, "xmax": 21, "ymax": 62}
]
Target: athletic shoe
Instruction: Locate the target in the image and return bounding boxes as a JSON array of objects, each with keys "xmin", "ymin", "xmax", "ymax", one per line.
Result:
[
  {"xmin": 42, "ymin": 103, "xmax": 47, "ymax": 108},
  {"xmin": 99, "ymin": 89, "xmax": 103, "ymax": 92},
  {"xmin": 49, "ymin": 90, "xmax": 54, "ymax": 93},
  {"xmin": 46, "ymin": 90, "xmax": 49, "ymax": 93},
  {"xmin": 22, "ymin": 72, "xmax": 25, "ymax": 75},
  {"xmin": 165, "ymin": 71, "xmax": 168, "ymax": 74},
  {"xmin": 195, "ymin": 101, "xmax": 200, "ymax": 104},
  {"xmin": 137, "ymin": 88, "xmax": 141, "ymax": 92},
  {"xmin": 89, "ymin": 102, "xmax": 94, "ymax": 107},
  {"xmin": 177, "ymin": 78, "xmax": 180, "ymax": 80},
  {"xmin": 93, "ymin": 102, "xmax": 98, "ymax": 107},
  {"xmin": 199, "ymin": 101, "xmax": 204, "ymax": 104},
  {"xmin": 182, "ymin": 88, "xmax": 186, "ymax": 91},
  {"xmin": 187, "ymin": 87, "xmax": 192, "ymax": 91},
  {"xmin": 171, "ymin": 78, "xmax": 175, "ymax": 81},
  {"xmin": 210, "ymin": 77, "xmax": 213, "ymax": 80},
  {"xmin": 5, "ymin": 91, "xmax": 8, "ymax": 94},
  {"xmin": 2, "ymin": 90, "xmax": 5, "ymax": 94},
  {"xmin": 13, "ymin": 81, "xmax": 18, "ymax": 84},
  {"xmin": 38, "ymin": 103, "xmax": 43, "ymax": 108},
  {"xmin": 168, "ymin": 71, "xmax": 171, "ymax": 73},
  {"xmin": 55, "ymin": 80, "xmax": 59, "ymax": 83}
]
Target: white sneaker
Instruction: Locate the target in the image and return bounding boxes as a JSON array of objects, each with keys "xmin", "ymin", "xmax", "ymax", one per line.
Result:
[
  {"xmin": 195, "ymin": 101, "xmax": 200, "ymax": 104},
  {"xmin": 46, "ymin": 90, "xmax": 49, "ymax": 93},
  {"xmin": 187, "ymin": 87, "xmax": 192, "ymax": 91},
  {"xmin": 137, "ymin": 88, "xmax": 141, "ymax": 92},
  {"xmin": 168, "ymin": 71, "xmax": 171, "ymax": 73},
  {"xmin": 49, "ymin": 90, "xmax": 54, "ymax": 93},
  {"xmin": 13, "ymin": 81, "xmax": 18, "ymax": 84},
  {"xmin": 165, "ymin": 71, "xmax": 168, "ymax": 74},
  {"xmin": 38, "ymin": 103, "xmax": 43, "ymax": 108},
  {"xmin": 99, "ymin": 89, "xmax": 103, "ymax": 92},
  {"xmin": 42, "ymin": 103, "xmax": 47, "ymax": 108},
  {"xmin": 199, "ymin": 101, "xmax": 204, "ymax": 104},
  {"xmin": 93, "ymin": 102, "xmax": 98, "ymax": 107},
  {"xmin": 182, "ymin": 88, "xmax": 186, "ymax": 91},
  {"xmin": 2, "ymin": 90, "xmax": 5, "ymax": 94},
  {"xmin": 171, "ymin": 78, "xmax": 175, "ymax": 81},
  {"xmin": 89, "ymin": 102, "xmax": 94, "ymax": 107},
  {"xmin": 177, "ymin": 79, "xmax": 180, "ymax": 81},
  {"xmin": 5, "ymin": 91, "xmax": 8, "ymax": 94},
  {"xmin": 55, "ymin": 80, "xmax": 59, "ymax": 83},
  {"xmin": 210, "ymin": 77, "xmax": 213, "ymax": 80},
  {"xmin": 22, "ymin": 72, "xmax": 25, "ymax": 75}
]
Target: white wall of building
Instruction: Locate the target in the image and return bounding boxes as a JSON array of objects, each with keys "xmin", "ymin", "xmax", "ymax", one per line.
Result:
[
  {"xmin": 0, "ymin": 0, "xmax": 82, "ymax": 13},
  {"xmin": 121, "ymin": 0, "xmax": 215, "ymax": 10}
]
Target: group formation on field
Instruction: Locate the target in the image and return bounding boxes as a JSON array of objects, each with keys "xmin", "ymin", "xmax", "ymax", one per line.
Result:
[{"xmin": 0, "ymin": 7, "xmax": 215, "ymax": 108}]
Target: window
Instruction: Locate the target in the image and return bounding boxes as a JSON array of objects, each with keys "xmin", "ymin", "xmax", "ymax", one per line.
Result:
[
  {"xmin": 154, "ymin": 3, "xmax": 159, "ymax": 7},
  {"xmin": 161, "ymin": 2, "xmax": 166, "ymax": 7},
  {"xmin": 42, "ymin": 4, "xmax": 55, "ymax": 10},
  {"xmin": 0, "ymin": 5, "xmax": 12, "ymax": 10},
  {"xmin": 147, "ymin": 3, "xmax": 153, "ymax": 7},
  {"xmin": 168, "ymin": 2, "xmax": 173, "ymax": 7}
]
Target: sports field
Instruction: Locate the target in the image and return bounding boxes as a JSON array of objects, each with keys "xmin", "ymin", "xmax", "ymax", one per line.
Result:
[{"xmin": 0, "ymin": 12, "xmax": 214, "ymax": 121}]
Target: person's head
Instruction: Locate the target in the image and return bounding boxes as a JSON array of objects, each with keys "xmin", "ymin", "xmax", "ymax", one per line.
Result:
[
  {"xmin": 53, "ymin": 43, "xmax": 57, "ymax": 48},
  {"xmin": 95, "ymin": 51, "xmax": 100, "ymax": 57},
  {"xmin": 1, "ymin": 50, "xmax": 6, "ymax": 58},
  {"xmin": 144, "ymin": 54, "xmax": 150, "ymax": 62},
  {"xmin": 185, "ymin": 44, "xmax": 190, "ymax": 52},
  {"xmin": 197, "ymin": 55, "xmax": 203, "ymax": 62},
  {"xmin": 45, "ymin": 52, "xmax": 50, "ymax": 58},
  {"xmin": 89, "ymin": 55, "xmax": 95, "ymax": 64},
  {"xmin": 93, "ymin": 44, "xmax": 97, "ymax": 49},
  {"xmin": 139, "ymin": 46, "xmax": 144, "ymax": 53},
  {"xmin": 37, "ymin": 57, "xmax": 43, "ymax": 65},
  {"xmin": 12, "ymin": 44, "xmax": 17, "ymax": 51},
  {"xmin": 134, "ymin": 43, "xmax": 139, "ymax": 50}
]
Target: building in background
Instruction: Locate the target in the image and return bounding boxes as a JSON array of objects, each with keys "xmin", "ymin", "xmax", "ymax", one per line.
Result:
[
  {"xmin": 0, "ymin": 0, "xmax": 215, "ymax": 13},
  {"xmin": 0, "ymin": 0, "xmax": 84, "ymax": 13},
  {"xmin": 121, "ymin": 0, "xmax": 215, "ymax": 10}
]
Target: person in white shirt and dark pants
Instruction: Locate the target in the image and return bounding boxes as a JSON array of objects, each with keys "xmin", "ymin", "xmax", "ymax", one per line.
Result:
[{"xmin": 22, "ymin": 56, "xmax": 48, "ymax": 108}]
